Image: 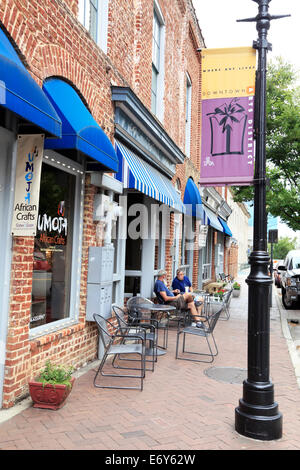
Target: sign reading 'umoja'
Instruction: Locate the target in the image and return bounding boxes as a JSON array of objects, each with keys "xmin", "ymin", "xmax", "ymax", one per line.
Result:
[
  {"xmin": 200, "ymin": 47, "xmax": 256, "ymax": 186},
  {"xmin": 11, "ymin": 134, "xmax": 44, "ymax": 236}
]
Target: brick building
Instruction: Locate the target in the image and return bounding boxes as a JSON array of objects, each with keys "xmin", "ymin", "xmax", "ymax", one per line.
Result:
[{"xmin": 0, "ymin": 0, "xmax": 240, "ymax": 409}]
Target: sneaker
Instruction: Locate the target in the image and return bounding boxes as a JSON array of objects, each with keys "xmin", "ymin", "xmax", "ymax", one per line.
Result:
[{"xmin": 196, "ymin": 321, "xmax": 205, "ymax": 328}]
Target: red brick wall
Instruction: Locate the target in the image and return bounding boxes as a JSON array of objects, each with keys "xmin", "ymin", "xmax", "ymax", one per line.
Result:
[
  {"xmin": 227, "ymin": 244, "xmax": 239, "ymax": 279},
  {"xmin": 0, "ymin": 0, "xmax": 204, "ymax": 407}
]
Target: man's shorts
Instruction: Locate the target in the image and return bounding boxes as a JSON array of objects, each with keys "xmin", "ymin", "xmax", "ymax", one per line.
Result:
[{"xmin": 167, "ymin": 294, "xmax": 188, "ymax": 310}]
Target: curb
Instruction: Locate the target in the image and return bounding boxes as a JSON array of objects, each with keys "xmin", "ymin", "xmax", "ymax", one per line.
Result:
[{"xmin": 275, "ymin": 288, "xmax": 300, "ymax": 389}]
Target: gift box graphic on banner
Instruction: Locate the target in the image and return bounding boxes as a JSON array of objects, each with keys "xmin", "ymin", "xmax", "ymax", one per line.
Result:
[{"xmin": 207, "ymin": 98, "xmax": 247, "ymax": 156}]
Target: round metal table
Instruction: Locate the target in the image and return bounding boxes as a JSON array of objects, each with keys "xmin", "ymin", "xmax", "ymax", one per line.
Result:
[{"xmin": 136, "ymin": 303, "xmax": 176, "ymax": 356}]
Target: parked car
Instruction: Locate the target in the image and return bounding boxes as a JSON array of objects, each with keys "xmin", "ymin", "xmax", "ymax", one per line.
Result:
[
  {"xmin": 273, "ymin": 259, "xmax": 284, "ymax": 288},
  {"xmin": 278, "ymin": 250, "xmax": 300, "ymax": 309}
]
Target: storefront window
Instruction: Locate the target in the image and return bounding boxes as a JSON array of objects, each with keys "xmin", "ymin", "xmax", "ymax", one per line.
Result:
[
  {"xmin": 31, "ymin": 163, "xmax": 76, "ymax": 329},
  {"xmin": 125, "ymin": 192, "xmax": 143, "ymax": 295},
  {"xmin": 202, "ymin": 227, "xmax": 213, "ymax": 281}
]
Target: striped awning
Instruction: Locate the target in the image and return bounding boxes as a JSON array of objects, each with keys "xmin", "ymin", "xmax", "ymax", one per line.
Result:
[
  {"xmin": 218, "ymin": 217, "xmax": 233, "ymax": 237},
  {"xmin": 115, "ymin": 141, "xmax": 185, "ymax": 213},
  {"xmin": 202, "ymin": 205, "xmax": 223, "ymax": 232}
]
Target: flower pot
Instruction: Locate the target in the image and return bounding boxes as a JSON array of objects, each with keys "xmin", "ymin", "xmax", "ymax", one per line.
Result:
[
  {"xmin": 232, "ymin": 289, "xmax": 241, "ymax": 297},
  {"xmin": 28, "ymin": 377, "xmax": 75, "ymax": 410}
]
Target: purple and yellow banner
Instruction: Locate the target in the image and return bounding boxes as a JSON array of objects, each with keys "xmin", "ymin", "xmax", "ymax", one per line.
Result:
[{"xmin": 200, "ymin": 47, "xmax": 256, "ymax": 186}]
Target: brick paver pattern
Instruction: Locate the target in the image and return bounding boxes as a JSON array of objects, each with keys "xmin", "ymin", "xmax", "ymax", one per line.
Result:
[{"xmin": 0, "ymin": 275, "xmax": 300, "ymax": 450}]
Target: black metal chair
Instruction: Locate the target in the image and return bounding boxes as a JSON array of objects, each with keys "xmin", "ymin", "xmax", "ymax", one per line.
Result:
[
  {"xmin": 112, "ymin": 305, "xmax": 157, "ymax": 371},
  {"xmin": 167, "ymin": 308, "xmax": 190, "ymax": 330},
  {"xmin": 175, "ymin": 304, "xmax": 223, "ymax": 363},
  {"xmin": 93, "ymin": 314, "xmax": 146, "ymax": 391},
  {"xmin": 209, "ymin": 288, "xmax": 233, "ymax": 320},
  {"xmin": 126, "ymin": 296, "xmax": 169, "ymax": 349}
]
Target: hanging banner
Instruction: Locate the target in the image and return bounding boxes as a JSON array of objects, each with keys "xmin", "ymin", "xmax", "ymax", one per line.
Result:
[
  {"xmin": 11, "ymin": 134, "xmax": 44, "ymax": 236},
  {"xmin": 200, "ymin": 47, "xmax": 256, "ymax": 186}
]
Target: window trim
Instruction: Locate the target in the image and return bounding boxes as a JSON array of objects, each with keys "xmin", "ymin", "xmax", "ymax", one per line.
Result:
[
  {"xmin": 151, "ymin": 0, "xmax": 165, "ymax": 121},
  {"xmin": 185, "ymin": 73, "xmax": 192, "ymax": 157},
  {"xmin": 78, "ymin": 0, "xmax": 109, "ymax": 54},
  {"xmin": 29, "ymin": 150, "xmax": 85, "ymax": 339},
  {"xmin": 202, "ymin": 227, "xmax": 213, "ymax": 282}
]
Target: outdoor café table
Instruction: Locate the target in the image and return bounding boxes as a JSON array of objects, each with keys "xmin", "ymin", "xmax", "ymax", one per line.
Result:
[{"xmin": 136, "ymin": 303, "xmax": 176, "ymax": 356}]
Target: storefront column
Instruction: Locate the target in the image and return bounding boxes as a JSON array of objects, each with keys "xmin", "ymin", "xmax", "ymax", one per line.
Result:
[{"xmin": 0, "ymin": 127, "xmax": 17, "ymax": 408}]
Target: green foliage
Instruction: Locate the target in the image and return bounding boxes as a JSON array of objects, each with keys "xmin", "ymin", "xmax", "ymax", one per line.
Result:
[
  {"xmin": 269, "ymin": 236, "xmax": 297, "ymax": 260},
  {"xmin": 36, "ymin": 360, "xmax": 74, "ymax": 388},
  {"xmin": 214, "ymin": 289, "xmax": 226, "ymax": 299},
  {"xmin": 232, "ymin": 58, "xmax": 300, "ymax": 231},
  {"xmin": 233, "ymin": 282, "xmax": 241, "ymax": 290}
]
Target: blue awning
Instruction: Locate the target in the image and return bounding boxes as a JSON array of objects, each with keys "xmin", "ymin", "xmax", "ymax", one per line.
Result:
[
  {"xmin": 0, "ymin": 29, "xmax": 61, "ymax": 137},
  {"xmin": 183, "ymin": 178, "xmax": 203, "ymax": 219},
  {"xmin": 115, "ymin": 140, "xmax": 185, "ymax": 213},
  {"xmin": 218, "ymin": 217, "xmax": 233, "ymax": 237},
  {"xmin": 43, "ymin": 78, "xmax": 118, "ymax": 172},
  {"xmin": 203, "ymin": 205, "xmax": 223, "ymax": 232}
]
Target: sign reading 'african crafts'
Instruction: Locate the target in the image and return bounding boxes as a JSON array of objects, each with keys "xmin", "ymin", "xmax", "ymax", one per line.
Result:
[
  {"xmin": 200, "ymin": 47, "xmax": 257, "ymax": 186},
  {"xmin": 12, "ymin": 134, "xmax": 44, "ymax": 236}
]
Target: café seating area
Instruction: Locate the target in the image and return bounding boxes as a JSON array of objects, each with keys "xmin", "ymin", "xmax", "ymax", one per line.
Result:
[{"xmin": 92, "ymin": 284, "xmax": 235, "ymax": 390}]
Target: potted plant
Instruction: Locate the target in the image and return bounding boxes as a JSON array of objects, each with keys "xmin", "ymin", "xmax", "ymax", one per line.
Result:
[
  {"xmin": 28, "ymin": 360, "xmax": 75, "ymax": 410},
  {"xmin": 213, "ymin": 289, "xmax": 225, "ymax": 301},
  {"xmin": 232, "ymin": 282, "xmax": 241, "ymax": 297}
]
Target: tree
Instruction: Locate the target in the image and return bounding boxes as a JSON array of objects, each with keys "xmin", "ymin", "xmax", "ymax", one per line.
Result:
[
  {"xmin": 233, "ymin": 59, "xmax": 300, "ymax": 231},
  {"xmin": 269, "ymin": 236, "xmax": 297, "ymax": 260}
]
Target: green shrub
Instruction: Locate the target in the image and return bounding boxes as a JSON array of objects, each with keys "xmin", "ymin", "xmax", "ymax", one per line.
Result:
[
  {"xmin": 233, "ymin": 282, "xmax": 241, "ymax": 290},
  {"xmin": 36, "ymin": 360, "xmax": 74, "ymax": 388}
]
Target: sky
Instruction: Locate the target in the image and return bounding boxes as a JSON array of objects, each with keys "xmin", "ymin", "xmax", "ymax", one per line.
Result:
[
  {"xmin": 193, "ymin": 1, "xmax": 300, "ymax": 242},
  {"xmin": 193, "ymin": 0, "xmax": 300, "ymax": 76}
]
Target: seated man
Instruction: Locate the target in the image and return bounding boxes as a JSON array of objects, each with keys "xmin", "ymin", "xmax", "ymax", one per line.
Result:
[
  {"xmin": 154, "ymin": 270, "xmax": 205, "ymax": 328},
  {"xmin": 172, "ymin": 269, "xmax": 192, "ymax": 293},
  {"xmin": 172, "ymin": 268, "xmax": 204, "ymax": 311}
]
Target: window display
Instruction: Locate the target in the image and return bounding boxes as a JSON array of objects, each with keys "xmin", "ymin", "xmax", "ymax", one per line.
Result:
[{"xmin": 31, "ymin": 163, "xmax": 75, "ymax": 328}]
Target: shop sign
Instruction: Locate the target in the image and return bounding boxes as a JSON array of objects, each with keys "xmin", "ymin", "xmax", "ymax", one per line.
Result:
[
  {"xmin": 200, "ymin": 47, "xmax": 256, "ymax": 186},
  {"xmin": 198, "ymin": 224, "xmax": 208, "ymax": 248},
  {"xmin": 11, "ymin": 134, "xmax": 44, "ymax": 236}
]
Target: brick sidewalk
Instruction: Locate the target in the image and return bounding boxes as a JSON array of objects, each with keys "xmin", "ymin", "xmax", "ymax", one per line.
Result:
[{"xmin": 0, "ymin": 276, "xmax": 300, "ymax": 450}]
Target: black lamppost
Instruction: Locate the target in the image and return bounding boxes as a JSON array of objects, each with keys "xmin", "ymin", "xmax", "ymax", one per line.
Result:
[{"xmin": 235, "ymin": 0, "xmax": 290, "ymax": 441}]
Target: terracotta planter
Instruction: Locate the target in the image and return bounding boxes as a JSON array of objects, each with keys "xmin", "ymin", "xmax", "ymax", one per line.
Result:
[
  {"xmin": 232, "ymin": 288, "xmax": 241, "ymax": 297},
  {"xmin": 28, "ymin": 377, "xmax": 75, "ymax": 410}
]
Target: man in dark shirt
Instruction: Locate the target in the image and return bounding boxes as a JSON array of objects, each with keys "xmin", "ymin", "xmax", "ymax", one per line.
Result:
[
  {"xmin": 154, "ymin": 270, "xmax": 204, "ymax": 328},
  {"xmin": 172, "ymin": 269, "xmax": 192, "ymax": 294}
]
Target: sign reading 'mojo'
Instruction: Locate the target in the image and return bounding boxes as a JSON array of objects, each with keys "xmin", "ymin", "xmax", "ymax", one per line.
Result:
[{"xmin": 11, "ymin": 134, "xmax": 44, "ymax": 236}]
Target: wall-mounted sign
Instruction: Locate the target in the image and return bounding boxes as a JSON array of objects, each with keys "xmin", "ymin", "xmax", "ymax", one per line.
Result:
[
  {"xmin": 11, "ymin": 134, "xmax": 44, "ymax": 236},
  {"xmin": 198, "ymin": 224, "xmax": 208, "ymax": 248}
]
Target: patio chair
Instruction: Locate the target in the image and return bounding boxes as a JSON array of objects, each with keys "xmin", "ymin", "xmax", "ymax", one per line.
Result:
[
  {"xmin": 112, "ymin": 305, "xmax": 157, "ymax": 371},
  {"xmin": 175, "ymin": 304, "xmax": 223, "ymax": 363},
  {"xmin": 126, "ymin": 296, "xmax": 154, "ymax": 322},
  {"xmin": 167, "ymin": 308, "xmax": 190, "ymax": 330},
  {"xmin": 209, "ymin": 288, "xmax": 232, "ymax": 320},
  {"xmin": 127, "ymin": 296, "xmax": 169, "ymax": 349},
  {"xmin": 93, "ymin": 314, "xmax": 146, "ymax": 391}
]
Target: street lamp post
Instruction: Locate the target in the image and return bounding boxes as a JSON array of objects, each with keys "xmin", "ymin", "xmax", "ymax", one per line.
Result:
[{"xmin": 235, "ymin": 0, "xmax": 290, "ymax": 441}]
